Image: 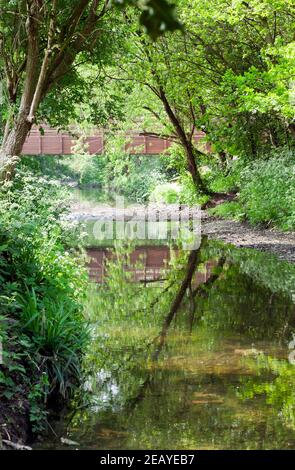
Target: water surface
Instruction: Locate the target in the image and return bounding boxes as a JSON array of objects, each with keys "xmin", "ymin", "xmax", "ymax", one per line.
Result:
[{"xmin": 38, "ymin": 206, "xmax": 295, "ymax": 449}]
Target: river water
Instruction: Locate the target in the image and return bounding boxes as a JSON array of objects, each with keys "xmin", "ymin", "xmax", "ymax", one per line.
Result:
[{"xmin": 36, "ymin": 190, "xmax": 295, "ymax": 450}]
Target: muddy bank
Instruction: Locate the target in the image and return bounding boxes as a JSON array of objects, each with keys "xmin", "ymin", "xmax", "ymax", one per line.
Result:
[
  {"xmin": 68, "ymin": 201, "xmax": 295, "ymax": 263},
  {"xmin": 202, "ymin": 214, "xmax": 295, "ymax": 264},
  {"xmin": 0, "ymin": 396, "xmax": 31, "ymax": 450},
  {"xmin": 0, "ymin": 330, "xmax": 32, "ymax": 450}
]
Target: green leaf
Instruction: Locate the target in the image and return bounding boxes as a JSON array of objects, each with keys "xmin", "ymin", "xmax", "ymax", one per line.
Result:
[{"xmin": 140, "ymin": 0, "xmax": 182, "ymax": 40}]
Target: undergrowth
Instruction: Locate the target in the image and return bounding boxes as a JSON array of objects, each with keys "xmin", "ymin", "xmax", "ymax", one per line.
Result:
[{"xmin": 0, "ymin": 170, "xmax": 89, "ymax": 436}]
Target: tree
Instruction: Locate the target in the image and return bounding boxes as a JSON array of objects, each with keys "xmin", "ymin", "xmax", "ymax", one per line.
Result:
[
  {"xmin": 105, "ymin": 0, "xmax": 294, "ymax": 195},
  {"xmin": 0, "ymin": 0, "xmax": 181, "ymax": 180},
  {"xmin": 109, "ymin": 26, "xmax": 213, "ymax": 194},
  {"xmin": 181, "ymin": 0, "xmax": 295, "ymax": 157}
]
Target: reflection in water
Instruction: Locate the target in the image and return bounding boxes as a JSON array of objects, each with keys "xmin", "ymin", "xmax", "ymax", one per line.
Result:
[
  {"xmin": 37, "ymin": 238, "xmax": 295, "ymax": 450},
  {"xmin": 87, "ymin": 245, "xmax": 219, "ymax": 284},
  {"xmin": 87, "ymin": 246, "xmax": 171, "ymax": 283}
]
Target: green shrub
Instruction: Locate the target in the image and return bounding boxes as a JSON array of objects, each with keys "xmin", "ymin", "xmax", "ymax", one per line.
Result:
[
  {"xmin": 0, "ymin": 170, "xmax": 89, "ymax": 433},
  {"xmin": 209, "ymin": 201, "xmax": 245, "ymax": 220},
  {"xmin": 18, "ymin": 291, "xmax": 89, "ymax": 398},
  {"xmin": 66, "ymin": 154, "xmax": 107, "ymax": 187},
  {"xmin": 150, "ymin": 174, "xmax": 210, "ymax": 206},
  {"xmin": 149, "ymin": 182, "xmax": 180, "ymax": 203},
  {"xmin": 106, "ymin": 154, "xmax": 167, "ymax": 203},
  {"xmin": 240, "ymin": 149, "xmax": 295, "ymax": 230},
  {"xmin": 206, "ymin": 158, "xmax": 243, "ymax": 194},
  {"xmin": 21, "ymin": 154, "xmax": 108, "ymax": 187},
  {"xmin": 178, "ymin": 173, "xmax": 210, "ymax": 206},
  {"xmin": 208, "ymin": 148, "xmax": 295, "ymax": 230}
]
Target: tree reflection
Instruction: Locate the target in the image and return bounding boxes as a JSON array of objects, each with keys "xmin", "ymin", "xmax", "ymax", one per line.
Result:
[{"xmin": 61, "ymin": 240, "xmax": 295, "ymax": 449}]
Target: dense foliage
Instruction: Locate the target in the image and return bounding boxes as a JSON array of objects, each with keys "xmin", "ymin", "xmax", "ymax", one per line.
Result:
[
  {"xmin": 211, "ymin": 147, "xmax": 295, "ymax": 230},
  {"xmin": 86, "ymin": 0, "xmax": 292, "ymax": 194},
  {"xmin": 240, "ymin": 149, "xmax": 295, "ymax": 230},
  {"xmin": 0, "ymin": 171, "xmax": 89, "ymax": 433}
]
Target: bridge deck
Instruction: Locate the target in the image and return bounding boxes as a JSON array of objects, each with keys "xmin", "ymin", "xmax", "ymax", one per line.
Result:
[{"xmin": 21, "ymin": 126, "xmax": 206, "ymax": 156}]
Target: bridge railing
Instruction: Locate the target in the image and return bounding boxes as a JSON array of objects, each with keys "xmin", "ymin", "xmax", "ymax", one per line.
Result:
[{"xmin": 21, "ymin": 126, "xmax": 207, "ymax": 156}]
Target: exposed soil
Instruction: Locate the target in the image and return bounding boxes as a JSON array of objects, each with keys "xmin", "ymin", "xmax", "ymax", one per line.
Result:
[
  {"xmin": 202, "ymin": 214, "xmax": 295, "ymax": 264},
  {"xmin": 0, "ymin": 390, "xmax": 30, "ymax": 450},
  {"xmin": 202, "ymin": 191, "xmax": 238, "ymax": 209}
]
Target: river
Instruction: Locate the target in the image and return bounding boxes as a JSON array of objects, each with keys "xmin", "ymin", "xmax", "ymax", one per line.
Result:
[{"xmin": 35, "ymin": 188, "xmax": 295, "ymax": 450}]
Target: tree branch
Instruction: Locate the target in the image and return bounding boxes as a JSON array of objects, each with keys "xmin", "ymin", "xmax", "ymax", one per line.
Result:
[
  {"xmin": 28, "ymin": 0, "xmax": 57, "ymax": 123},
  {"xmin": 139, "ymin": 131, "xmax": 179, "ymax": 144},
  {"xmin": 43, "ymin": 0, "xmax": 108, "ymax": 95}
]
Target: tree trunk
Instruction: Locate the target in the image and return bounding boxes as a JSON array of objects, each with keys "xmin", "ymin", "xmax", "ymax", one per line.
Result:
[
  {"xmin": 288, "ymin": 123, "xmax": 295, "ymax": 140},
  {"xmin": 152, "ymin": 247, "xmax": 202, "ymax": 361},
  {"xmin": 0, "ymin": 0, "xmax": 40, "ymax": 181},
  {"xmin": 185, "ymin": 142, "xmax": 211, "ymax": 195},
  {"xmin": 0, "ymin": 113, "xmax": 33, "ymax": 180},
  {"xmin": 158, "ymin": 87, "xmax": 210, "ymax": 195}
]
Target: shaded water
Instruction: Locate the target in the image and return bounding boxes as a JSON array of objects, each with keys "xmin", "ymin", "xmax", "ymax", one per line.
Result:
[{"xmin": 36, "ymin": 231, "xmax": 295, "ymax": 450}]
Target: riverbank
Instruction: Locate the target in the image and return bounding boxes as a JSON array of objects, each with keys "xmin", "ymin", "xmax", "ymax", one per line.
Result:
[
  {"xmin": 0, "ymin": 174, "xmax": 89, "ymax": 451},
  {"xmin": 68, "ymin": 200, "xmax": 295, "ymax": 263},
  {"xmin": 202, "ymin": 214, "xmax": 295, "ymax": 264}
]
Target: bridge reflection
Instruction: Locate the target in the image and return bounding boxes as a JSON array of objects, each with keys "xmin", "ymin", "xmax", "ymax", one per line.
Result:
[{"xmin": 87, "ymin": 246, "xmax": 217, "ymax": 284}]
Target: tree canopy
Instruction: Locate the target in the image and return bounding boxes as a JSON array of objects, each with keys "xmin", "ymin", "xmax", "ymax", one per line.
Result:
[{"xmin": 0, "ymin": 0, "xmax": 181, "ymax": 178}]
